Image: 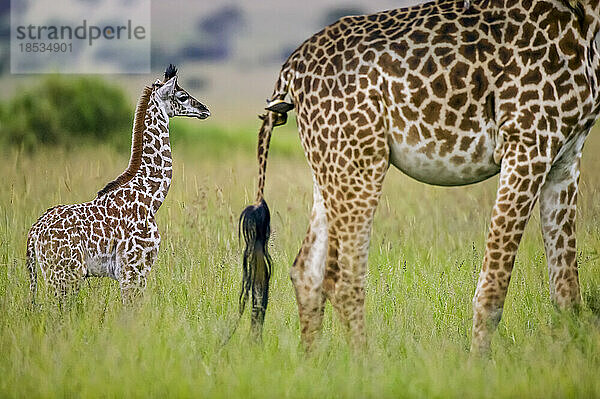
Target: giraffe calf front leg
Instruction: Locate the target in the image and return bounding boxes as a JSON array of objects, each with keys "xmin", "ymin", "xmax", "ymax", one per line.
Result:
[
  {"xmin": 117, "ymin": 246, "xmax": 156, "ymax": 305},
  {"xmin": 540, "ymin": 157, "xmax": 582, "ymax": 308}
]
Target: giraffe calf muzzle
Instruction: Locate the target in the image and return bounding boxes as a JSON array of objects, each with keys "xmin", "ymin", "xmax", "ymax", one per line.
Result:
[{"xmin": 196, "ymin": 110, "xmax": 210, "ymax": 120}]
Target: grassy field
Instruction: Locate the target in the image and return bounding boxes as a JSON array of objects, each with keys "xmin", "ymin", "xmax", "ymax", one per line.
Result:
[{"xmin": 1, "ymin": 120, "xmax": 600, "ymax": 398}]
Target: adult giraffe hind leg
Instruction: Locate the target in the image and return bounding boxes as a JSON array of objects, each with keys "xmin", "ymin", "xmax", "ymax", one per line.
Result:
[
  {"xmin": 290, "ymin": 176, "xmax": 328, "ymax": 350},
  {"xmin": 539, "ymin": 150, "xmax": 582, "ymax": 309},
  {"xmin": 321, "ymin": 171, "xmax": 386, "ymax": 349},
  {"xmin": 471, "ymin": 140, "xmax": 551, "ymax": 354},
  {"xmin": 316, "ymin": 130, "xmax": 389, "ymax": 349}
]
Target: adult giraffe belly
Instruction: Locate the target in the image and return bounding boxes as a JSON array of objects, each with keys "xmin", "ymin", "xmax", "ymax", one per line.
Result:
[{"xmin": 387, "ymin": 126, "xmax": 501, "ymax": 186}]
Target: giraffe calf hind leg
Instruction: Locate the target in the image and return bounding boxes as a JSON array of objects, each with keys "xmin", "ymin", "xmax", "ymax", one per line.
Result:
[
  {"xmin": 540, "ymin": 156, "xmax": 582, "ymax": 309},
  {"xmin": 38, "ymin": 242, "xmax": 87, "ymax": 305}
]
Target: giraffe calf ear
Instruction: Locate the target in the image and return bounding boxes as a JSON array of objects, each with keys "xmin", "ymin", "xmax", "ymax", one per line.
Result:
[
  {"xmin": 157, "ymin": 76, "xmax": 177, "ymax": 98},
  {"xmin": 266, "ymin": 99, "xmax": 294, "ymax": 114}
]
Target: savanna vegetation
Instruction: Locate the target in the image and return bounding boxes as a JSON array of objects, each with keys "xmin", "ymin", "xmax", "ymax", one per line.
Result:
[{"xmin": 1, "ymin": 78, "xmax": 599, "ymax": 397}]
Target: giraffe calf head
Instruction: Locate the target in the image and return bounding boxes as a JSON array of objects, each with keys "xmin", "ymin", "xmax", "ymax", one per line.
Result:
[{"xmin": 154, "ymin": 64, "xmax": 210, "ymax": 120}]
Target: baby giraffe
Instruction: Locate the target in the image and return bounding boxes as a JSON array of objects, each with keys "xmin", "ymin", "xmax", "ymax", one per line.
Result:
[{"xmin": 26, "ymin": 65, "xmax": 210, "ymax": 304}]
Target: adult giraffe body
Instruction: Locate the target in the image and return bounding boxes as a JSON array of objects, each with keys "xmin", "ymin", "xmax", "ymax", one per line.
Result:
[
  {"xmin": 240, "ymin": 0, "xmax": 600, "ymax": 353},
  {"xmin": 27, "ymin": 65, "xmax": 210, "ymax": 303}
]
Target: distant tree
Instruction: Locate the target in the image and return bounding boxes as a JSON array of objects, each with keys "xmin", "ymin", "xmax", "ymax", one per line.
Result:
[
  {"xmin": 198, "ymin": 5, "xmax": 244, "ymax": 39},
  {"xmin": 174, "ymin": 5, "xmax": 246, "ymax": 63},
  {"xmin": 0, "ymin": 76, "xmax": 131, "ymax": 150}
]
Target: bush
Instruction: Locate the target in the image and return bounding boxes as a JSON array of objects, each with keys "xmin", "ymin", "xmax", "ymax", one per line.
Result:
[{"xmin": 0, "ymin": 76, "xmax": 132, "ymax": 150}]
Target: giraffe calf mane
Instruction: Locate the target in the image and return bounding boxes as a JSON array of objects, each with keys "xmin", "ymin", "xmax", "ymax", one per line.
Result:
[{"xmin": 97, "ymin": 86, "xmax": 154, "ymax": 198}]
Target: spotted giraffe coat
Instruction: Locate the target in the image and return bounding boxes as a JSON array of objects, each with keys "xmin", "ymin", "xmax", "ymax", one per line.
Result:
[
  {"xmin": 240, "ymin": 0, "xmax": 600, "ymax": 353},
  {"xmin": 27, "ymin": 67, "xmax": 210, "ymax": 303}
]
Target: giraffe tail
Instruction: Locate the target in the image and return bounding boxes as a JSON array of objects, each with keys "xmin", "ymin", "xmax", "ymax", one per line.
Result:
[
  {"xmin": 237, "ymin": 60, "xmax": 296, "ymax": 340},
  {"xmin": 26, "ymin": 233, "xmax": 37, "ymax": 305},
  {"xmin": 239, "ymin": 197, "xmax": 272, "ymax": 341},
  {"xmin": 238, "ymin": 110, "xmax": 281, "ymax": 341}
]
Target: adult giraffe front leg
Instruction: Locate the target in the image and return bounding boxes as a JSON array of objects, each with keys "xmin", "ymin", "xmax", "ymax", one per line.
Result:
[
  {"xmin": 471, "ymin": 139, "xmax": 551, "ymax": 354},
  {"xmin": 539, "ymin": 143, "xmax": 584, "ymax": 308}
]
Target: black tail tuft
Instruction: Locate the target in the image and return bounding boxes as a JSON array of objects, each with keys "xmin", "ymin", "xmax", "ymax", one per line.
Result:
[{"xmin": 238, "ymin": 198, "xmax": 272, "ymax": 340}]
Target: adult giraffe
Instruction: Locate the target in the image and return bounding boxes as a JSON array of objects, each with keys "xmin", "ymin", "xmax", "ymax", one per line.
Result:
[
  {"xmin": 27, "ymin": 65, "xmax": 210, "ymax": 304},
  {"xmin": 239, "ymin": 0, "xmax": 600, "ymax": 353}
]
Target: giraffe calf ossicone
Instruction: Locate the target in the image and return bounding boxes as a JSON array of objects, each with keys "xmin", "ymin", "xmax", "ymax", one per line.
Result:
[{"xmin": 27, "ymin": 65, "xmax": 210, "ymax": 304}]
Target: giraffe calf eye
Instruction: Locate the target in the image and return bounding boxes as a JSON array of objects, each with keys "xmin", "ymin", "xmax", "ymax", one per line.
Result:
[{"xmin": 177, "ymin": 94, "xmax": 188, "ymax": 101}]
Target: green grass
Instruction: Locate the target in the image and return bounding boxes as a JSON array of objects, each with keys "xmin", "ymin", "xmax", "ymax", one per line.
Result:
[{"xmin": 1, "ymin": 120, "xmax": 600, "ymax": 398}]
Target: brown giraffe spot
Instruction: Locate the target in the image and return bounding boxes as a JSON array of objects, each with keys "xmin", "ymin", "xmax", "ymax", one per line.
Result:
[
  {"xmin": 520, "ymin": 67, "xmax": 542, "ymax": 86},
  {"xmin": 519, "ymin": 90, "xmax": 539, "ymax": 104},
  {"xmin": 487, "ymin": 58, "xmax": 504, "ymax": 77},
  {"xmin": 559, "ymin": 30, "xmax": 582, "ymax": 69},
  {"xmin": 435, "ymin": 127, "xmax": 457, "ymax": 157},
  {"xmin": 423, "ymin": 15, "xmax": 441, "ymax": 30},
  {"xmin": 498, "ymin": 47, "xmax": 513, "ymax": 65},
  {"xmin": 449, "ymin": 93, "xmax": 467, "ymax": 110},
  {"xmin": 462, "ymin": 30, "xmax": 479, "ymax": 43},
  {"xmin": 407, "ymin": 125, "xmax": 420, "ymax": 145},
  {"xmin": 561, "ymin": 97, "xmax": 578, "ymax": 112},
  {"xmin": 476, "ymin": 39, "xmax": 495, "ymax": 62},
  {"xmin": 450, "ymin": 62, "xmax": 469, "ymax": 89},
  {"xmin": 445, "ymin": 111, "xmax": 457, "ymax": 126},
  {"xmin": 420, "ymin": 56, "xmax": 438, "ymax": 78},
  {"xmin": 418, "ymin": 141, "xmax": 437, "ymax": 158},
  {"xmin": 409, "ymin": 29, "xmax": 429, "ymax": 44},
  {"xmin": 434, "ymin": 46, "xmax": 453, "ymax": 58},
  {"xmin": 470, "ymin": 67, "xmax": 489, "ymax": 99},
  {"xmin": 431, "ymin": 74, "xmax": 448, "ymax": 98},
  {"xmin": 390, "ymin": 40, "xmax": 409, "ymax": 58},
  {"xmin": 450, "ymin": 155, "xmax": 465, "ymax": 165},
  {"xmin": 390, "ymin": 81, "xmax": 405, "ymax": 102},
  {"xmin": 531, "ymin": 1, "xmax": 553, "ymax": 22},
  {"xmin": 459, "ymin": 106, "xmax": 480, "ymax": 131},
  {"xmin": 519, "ymin": 47, "xmax": 547, "ymax": 66},
  {"xmin": 410, "ymin": 87, "xmax": 429, "ymax": 108},
  {"xmin": 516, "ymin": 21, "xmax": 535, "ymax": 46},
  {"xmin": 471, "ymin": 137, "xmax": 486, "ymax": 162},
  {"xmin": 517, "ymin": 110, "xmax": 535, "ymax": 129},
  {"xmin": 402, "ymin": 106, "xmax": 419, "ymax": 121},
  {"xmin": 504, "ymin": 22, "xmax": 519, "ymax": 44},
  {"xmin": 459, "ymin": 136, "xmax": 475, "ymax": 151},
  {"xmin": 432, "ymin": 23, "xmax": 458, "ymax": 45},
  {"xmin": 460, "ymin": 44, "xmax": 477, "ymax": 64},
  {"xmin": 406, "ymin": 74, "xmax": 423, "ymax": 90},
  {"xmin": 423, "ymin": 101, "xmax": 442, "ymax": 124},
  {"xmin": 406, "ymin": 56, "xmax": 420, "ymax": 70},
  {"xmin": 379, "ymin": 53, "xmax": 404, "ymax": 77},
  {"xmin": 544, "ymin": 7, "xmax": 576, "ymax": 40}
]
